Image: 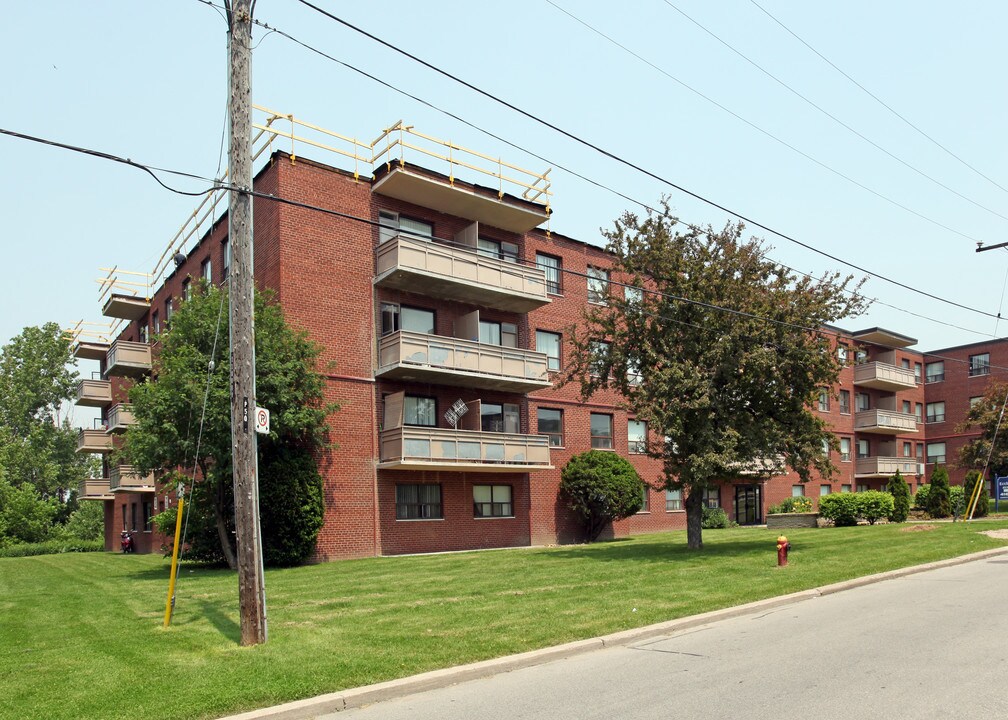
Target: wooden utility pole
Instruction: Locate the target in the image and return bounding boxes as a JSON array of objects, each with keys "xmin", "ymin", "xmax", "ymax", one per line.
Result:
[{"xmin": 226, "ymin": 0, "xmax": 267, "ymax": 646}]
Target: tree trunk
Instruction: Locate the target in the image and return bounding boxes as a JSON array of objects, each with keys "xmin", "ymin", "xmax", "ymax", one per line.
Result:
[
  {"xmin": 685, "ymin": 487, "xmax": 704, "ymax": 549},
  {"xmin": 213, "ymin": 482, "xmax": 238, "ymax": 570}
]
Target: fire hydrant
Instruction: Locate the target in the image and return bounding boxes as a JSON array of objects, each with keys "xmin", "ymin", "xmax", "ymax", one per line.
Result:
[{"xmin": 777, "ymin": 535, "xmax": 791, "ymax": 567}]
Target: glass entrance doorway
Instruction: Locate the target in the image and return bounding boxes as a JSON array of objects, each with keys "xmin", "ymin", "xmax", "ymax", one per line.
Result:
[{"xmin": 734, "ymin": 484, "xmax": 763, "ymax": 525}]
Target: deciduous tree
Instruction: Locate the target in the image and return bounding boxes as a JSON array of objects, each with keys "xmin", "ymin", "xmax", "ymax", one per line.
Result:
[{"xmin": 567, "ymin": 205, "xmax": 867, "ymax": 548}]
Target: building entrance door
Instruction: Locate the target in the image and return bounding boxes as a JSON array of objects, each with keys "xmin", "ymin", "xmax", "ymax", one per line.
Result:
[{"xmin": 734, "ymin": 484, "xmax": 762, "ymax": 525}]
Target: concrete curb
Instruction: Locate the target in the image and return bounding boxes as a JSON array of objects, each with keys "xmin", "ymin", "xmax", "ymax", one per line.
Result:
[{"xmin": 219, "ymin": 546, "xmax": 1008, "ymax": 720}]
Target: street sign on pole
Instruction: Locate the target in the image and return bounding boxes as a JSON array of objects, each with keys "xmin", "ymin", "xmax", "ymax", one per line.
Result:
[
  {"xmin": 255, "ymin": 407, "xmax": 270, "ymax": 435},
  {"xmin": 996, "ymin": 476, "xmax": 1008, "ymax": 512}
]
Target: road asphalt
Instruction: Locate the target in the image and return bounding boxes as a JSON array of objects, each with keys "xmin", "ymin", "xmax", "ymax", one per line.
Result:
[{"xmin": 219, "ymin": 546, "xmax": 1008, "ymax": 720}]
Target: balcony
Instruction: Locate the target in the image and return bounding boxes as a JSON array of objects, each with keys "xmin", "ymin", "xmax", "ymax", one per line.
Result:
[
  {"xmin": 854, "ymin": 409, "xmax": 918, "ymax": 435},
  {"xmin": 106, "ymin": 340, "xmax": 151, "ymax": 378},
  {"xmin": 377, "ymin": 331, "xmax": 550, "ymax": 393},
  {"xmin": 855, "ymin": 457, "xmax": 924, "ymax": 478},
  {"xmin": 72, "ymin": 341, "xmax": 110, "ymax": 361},
  {"xmin": 106, "ymin": 403, "xmax": 136, "ymax": 434},
  {"xmin": 102, "ymin": 293, "xmax": 150, "ymax": 321},
  {"xmin": 852, "ymin": 362, "xmax": 916, "ymax": 391},
  {"xmin": 379, "ymin": 426, "xmax": 553, "ymax": 472},
  {"xmin": 375, "ymin": 235, "xmax": 549, "ymax": 313},
  {"xmin": 75, "ymin": 378, "xmax": 112, "ymax": 407},
  {"xmin": 78, "ymin": 478, "xmax": 112, "ymax": 501},
  {"xmin": 110, "ymin": 465, "xmax": 156, "ymax": 493},
  {"xmin": 76, "ymin": 428, "xmax": 113, "ymax": 454}
]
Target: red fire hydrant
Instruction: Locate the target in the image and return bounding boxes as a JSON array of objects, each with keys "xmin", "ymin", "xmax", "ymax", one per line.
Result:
[{"xmin": 777, "ymin": 535, "xmax": 790, "ymax": 567}]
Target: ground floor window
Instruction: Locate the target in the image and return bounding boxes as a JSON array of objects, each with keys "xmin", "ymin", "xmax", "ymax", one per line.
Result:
[
  {"xmin": 396, "ymin": 484, "xmax": 443, "ymax": 520},
  {"xmin": 703, "ymin": 487, "xmax": 720, "ymax": 508},
  {"xmin": 143, "ymin": 500, "xmax": 153, "ymax": 531},
  {"xmin": 665, "ymin": 489, "xmax": 682, "ymax": 511},
  {"xmin": 473, "ymin": 484, "xmax": 513, "ymax": 518}
]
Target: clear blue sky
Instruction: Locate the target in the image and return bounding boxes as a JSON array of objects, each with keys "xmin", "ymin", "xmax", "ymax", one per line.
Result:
[{"xmin": 2, "ymin": 1, "xmax": 1006, "ymax": 367}]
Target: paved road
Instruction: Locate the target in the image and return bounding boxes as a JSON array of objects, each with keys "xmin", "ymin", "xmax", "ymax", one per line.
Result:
[{"xmin": 325, "ymin": 557, "xmax": 1008, "ymax": 720}]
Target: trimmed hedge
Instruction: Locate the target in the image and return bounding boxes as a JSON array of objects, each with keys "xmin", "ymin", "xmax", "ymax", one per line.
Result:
[
  {"xmin": 818, "ymin": 491, "xmax": 894, "ymax": 527},
  {"xmin": 0, "ymin": 539, "xmax": 104, "ymax": 558}
]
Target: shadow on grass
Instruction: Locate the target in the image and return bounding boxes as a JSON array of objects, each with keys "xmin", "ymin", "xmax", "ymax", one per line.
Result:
[
  {"xmin": 124, "ymin": 562, "xmax": 234, "ymax": 582},
  {"xmin": 541, "ymin": 537, "xmax": 772, "ymax": 564},
  {"xmin": 195, "ymin": 598, "xmax": 241, "ymax": 642}
]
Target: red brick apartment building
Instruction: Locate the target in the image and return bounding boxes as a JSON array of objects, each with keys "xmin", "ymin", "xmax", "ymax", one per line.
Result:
[{"xmin": 68, "ymin": 117, "xmax": 996, "ymax": 559}]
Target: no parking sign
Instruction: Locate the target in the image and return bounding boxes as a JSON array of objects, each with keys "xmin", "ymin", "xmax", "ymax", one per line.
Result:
[{"xmin": 255, "ymin": 406, "xmax": 270, "ymax": 434}]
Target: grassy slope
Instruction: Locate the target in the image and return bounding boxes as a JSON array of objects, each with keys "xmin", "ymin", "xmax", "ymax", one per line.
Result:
[{"xmin": 2, "ymin": 522, "xmax": 1006, "ymax": 720}]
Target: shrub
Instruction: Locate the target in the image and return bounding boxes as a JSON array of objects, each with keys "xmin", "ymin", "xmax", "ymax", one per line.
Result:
[
  {"xmin": 701, "ymin": 506, "xmax": 733, "ymax": 529},
  {"xmin": 561, "ymin": 450, "xmax": 643, "ymax": 541},
  {"xmin": 0, "ymin": 539, "xmax": 104, "ymax": 558},
  {"xmin": 913, "ymin": 484, "xmax": 930, "ymax": 510},
  {"xmin": 768, "ymin": 496, "xmax": 814, "ymax": 514},
  {"xmin": 886, "ymin": 471, "xmax": 911, "ymax": 522},
  {"xmin": 259, "ymin": 445, "xmax": 325, "ymax": 567},
  {"xmin": 857, "ymin": 491, "xmax": 894, "ymax": 525},
  {"xmin": 949, "ymin": 485, "xmax": 965, "ymax": 517},
  {"xmin": 58, "ymin": 501, "xmax": 104, "ymax": 541},
  {"xmin": 926, "ymin": 466, "xmax": 952, "ymax": 518},
  {"xmin": 964, "ymin": 470, "xmax": 989, "ymax": 518},
  {"xmin": 818, "ymin": 493, "xmax": 860, "ymax": 526}
]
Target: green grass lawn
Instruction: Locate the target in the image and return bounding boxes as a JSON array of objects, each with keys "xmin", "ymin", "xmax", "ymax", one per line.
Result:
[{"xmin": 2, "ymin": 521, "xmax": 1007, "ymax": 720}]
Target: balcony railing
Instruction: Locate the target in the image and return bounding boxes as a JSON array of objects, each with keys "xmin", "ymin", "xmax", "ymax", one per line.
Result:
[
  {"xmin": 106, "ymin": 340, "xmax": 152, "ymax": 378},
  {"xmin": 75, "ymin": 378, "xmax": 112, "ymax": 408},
  {"xmin": 377, "ymin": 331, "xmax": 550, "ymax": 392},
  {"xmin": 107, "ymin": 403, "xmax": 136, "ymax": 434},
  {"xmin": 110, "ymin": 465, "xmax": 156, "ymax": 492},
  {"xmin": 77, "ymin": 478, "xmax": 113, "ymax": 500},
  {"xmin": 855, "ymin": 457, "xmax": 924, "ymax": 478},
  {"xmin": 854, "ymin": 409, "xmax": 918, "ymax": 435},
  {"xmin": 76, "ymin": 428, "xmax": 113, "ymax": 454},
  {"xmin": 852, "ymin": 361, "xmax": 917, "ymax": 391},
  {"xmin": 379, "ymin": 426, "xmax": 552, "ymax": 472},
  {"xmin": 375, "ymin": 235, "xmax": 549, "ymax": 313}
]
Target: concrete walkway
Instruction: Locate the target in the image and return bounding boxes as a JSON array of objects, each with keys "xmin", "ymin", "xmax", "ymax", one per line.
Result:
[{"xmin": 219, "ymin": 546, "xmax": 1008, "ymax": 720}]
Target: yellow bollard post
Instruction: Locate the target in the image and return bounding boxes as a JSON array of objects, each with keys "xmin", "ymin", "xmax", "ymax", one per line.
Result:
[{"xmin": 162, "ymin": 495, "xmax": 185, "ymax": 628}]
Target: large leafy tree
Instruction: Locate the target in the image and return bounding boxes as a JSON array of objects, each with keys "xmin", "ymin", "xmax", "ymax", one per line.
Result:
[
  {"xmin": 567, "ymin": 205, "xmax": 867, "ymax": 549},
  {"xmin": 0, "ymin": 322, "xmax": 92, "ymax": 500},
  {"xmin": 958, "ymin": 381, "xmax": 1008, "ymax": 473},
  {"xmin": 125, "ymin": 283, "xmax": 333, "ymax": 568}
]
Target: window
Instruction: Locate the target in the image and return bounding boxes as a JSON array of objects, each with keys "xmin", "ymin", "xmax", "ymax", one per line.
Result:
[
  {"xmin": 855, "ymin": 392, "xmax": 870, "ymax": 412},
  {"xmin": 817, "ymin": 389, "xmax": 830, "ymax": 412},
  {"xmin": 915, "ymin": 403, "xmax": 923, "ymax": 421},
  {"xmin": 478, "ymin": 237, "xmax": 518, "ymax": 262},
  {"xmin": 587, "ymin": 266, "xmax": 609, "ymax": 304},
  {"xmin": 481, "ymin": 402, "xmax": 519, "ymax": 433},
  {"xmin": 138, "ymin": 321, "xmax": 148, "ymax": 344},
  {"xmin": 927, "ymin": 442, "xmax": 946, "ymax": 464},
  {"xmin": 969, "ymin": 353, "xmax": 990, "ymax": 377},
  {"xmin": 537, "ymin": 407, "xmax": 563, "ymax": 446},
  {"xmin": 536, "ymin": 330, "xmax": 561, "ymax": 371},
  {"xmin": 473, "ymin": 485, "xmax": 513, "ymax": 518},
  {"xmin": 396, "ymin": 484, "xmax": 442, "ymax": 519},
  {"xmin": 857, "ymin": 438, "xmax": 869, "ymax": 459},
  {"xmin": 222, "ymin": 238, "xmax": 230, "ymax": 281},
  {"xmin": 399, "ymin": 216, "xmax": 433, "ymax": 240},
  {"xmin": 926, "ymin": 401, "xmax": 945, "ymax": 424},
  {"xmin": 856, "ymin": 484, "xmax": 870, "ymax": 493},
  {"xmin": 201, "ymin": 257, "xmax": 212, "ymax": 283},
  {"xmin": 925, "ymin": 361, "xmax": 944, "ymax": 383},
  {"xmin": 639, "ymin": 485, "xmax": 650, "ymax": 512},
  {"xmin": 590, "ymin": 413, "xmax": 613, "ymax": 449},
  {"xmin": 820, "ymin": 484, "xmax": 831, "ymax": 497},
  {"xmin": 536, "ymin": 253, "xmax": 562, "ymax": 294},
  {"xmin": 821, "ymin": 438, "xmax": 830, "ymax": 456},
  {"xmin": 914, "ymin": 362, "xmax": 922, "ymax": 383},
  {"xmin": 839, "ymin": 390, "xmax": 850, "ymax": 415},
  {"xmin": 902, "ymin": 400, "xmax": 911, "ymax": 414},
  {"xmin": 903, "ymin": 442, "xmax": 912, "ymax": 457},
  {"xmin": 970, "ymin": 396, "xmax": 984, "ymax": 408},
  {"xmin": 627, "ymin": 358, "xmax": 643, "ymax": 386},
  {"xmin": 792, "ymin": 485, "xmax": 805, "ymax": 497},
  {"xmin": 182, "ymin": 278, "xmax": 191, "ymax": 302},
  {"xmin": 121, "ymin": 504, "xmax": 127, "ymax": 532},
  {"xmin": 837, "ymin": 344, "xmax": 848, "ymax": 364},
  {"xmin": 590, "ymin": 340, "xmax": 611, "ymax": 377},
  {"xmin": 479, "ymin": 320, "xmax": 517, "ymax": 347},
  {"xmin": 628, "ymin": 420, "xmax": 647, "ymax": 454},
  {"xmin": 130, "ymin": 502, "xmax": 138, "ymax": 532},
  {"xmin": 625, "ymin": 286, "xmax": 643, "ymax": 304},
  {"xmin": 900, "ymin": 358, "xmax": 910, "ymax": 370},
  {"xmin": 143, "ymin": 500, "xmax": 153, "ymax": 531},
  {"xmin": 403, "ymin": 396, "xmax": 436, "ymax": 427},
  {"xmin": 152, "ymin": 310, "xmax": 160, "ymax": 335},
  {"xmin": 839, "ymin": 437, "xmax": 851, "ymax": 462},
  {"xmin": 703, "ymin": 487, "xmax": 720, "ymax": 509},
  {"xmin": 665, "ymin": 489, "xmax": 682, "ymax": 511},
  {"xmin": 164, "ymin": 297, "xmax": 173, "ymax": 326},
  {"xmin": 916, "ymin": 442, "xmax": 924, "ymax": 458},
  {"xmin": 855, "ymin": 349, "xmax": 867, "ymax": 364},
  {"xmin": 381, "ymin": 304, "xmax": 434, "ymax": 336},
  {"xmin": 841, "ymin": 484, "xmax": 852, "ymax": 493}
]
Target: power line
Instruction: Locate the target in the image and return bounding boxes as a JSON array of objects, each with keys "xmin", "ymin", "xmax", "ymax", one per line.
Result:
[
  {"xmin": 653, "ymin": 0, "xmax": 1008, "ymax": 224},
  {"xmin": 286, "ymin": 1, "xmax": 1002, "ymax": 322},
  {"xmin": 748, "ymin": 0, "xmax": 1008, "ymax": 197}
]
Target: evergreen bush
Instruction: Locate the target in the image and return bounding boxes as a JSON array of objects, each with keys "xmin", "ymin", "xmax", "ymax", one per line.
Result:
[
  {"xmin": 913, "ymin": 484, "xmax": 930, "ymax": 510},
  {"xmin": 886, "ymin": 471, "xmax": 911, "ymax": 522},
  {"xmin": 561, "ymin": 450, "xmax": 643, "ymax": 541},
  {"xmin": 926, "ymin": 466, "xmax": 952, "ymax": 518}
]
